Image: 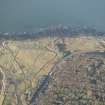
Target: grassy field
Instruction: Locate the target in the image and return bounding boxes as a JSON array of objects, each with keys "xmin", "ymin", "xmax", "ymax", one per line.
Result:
[{"xmin": 0, "ymin": 35, "xmax": 105, "ymax": 105}]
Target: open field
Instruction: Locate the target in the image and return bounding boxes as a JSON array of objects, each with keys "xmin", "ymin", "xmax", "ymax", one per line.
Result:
[{"xmin": 0, "ymin": 34, "xmax": 105, "ymax": 105}]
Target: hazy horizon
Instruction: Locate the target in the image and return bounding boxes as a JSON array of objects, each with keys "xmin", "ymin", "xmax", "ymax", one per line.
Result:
[{"xmin": 0, "ymin": 0, "xmax": 105, "ymax": 32}]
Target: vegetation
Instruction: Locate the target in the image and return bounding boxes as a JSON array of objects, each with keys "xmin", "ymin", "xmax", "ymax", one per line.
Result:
[
  {"xmin": 63, "ymin": 50, "xmax": 71, "ymax": 58},
  {"xmin": 0, "ymin": 33, "xmax": 105, "ymax": 105},
  {"xmin": 56, "ymin": 43, "xmax": 66, "ymax": 52},
  {"xmin": 37, "ymin": 56, "xmax": 105, "ymax": 105},
  {"xmin": 56, "ymin": 43, "xmax": 71, "ymax": 58}
]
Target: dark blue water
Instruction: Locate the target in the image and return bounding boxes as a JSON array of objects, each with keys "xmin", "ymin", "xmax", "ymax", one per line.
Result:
[{"xmin": 0, "ymin": 0, "xmax": 105, "ymax": 32}]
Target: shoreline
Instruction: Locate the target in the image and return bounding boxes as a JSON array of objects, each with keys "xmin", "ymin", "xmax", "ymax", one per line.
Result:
[{"xmin": 0, "ymin": 25, "xmax": 105, "ymax": 40}]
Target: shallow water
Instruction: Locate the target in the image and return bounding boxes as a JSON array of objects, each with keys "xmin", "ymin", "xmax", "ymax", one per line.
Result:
[{"xmin": 85, "ymin": 51, "xmax": 105, "ymax": 57}]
